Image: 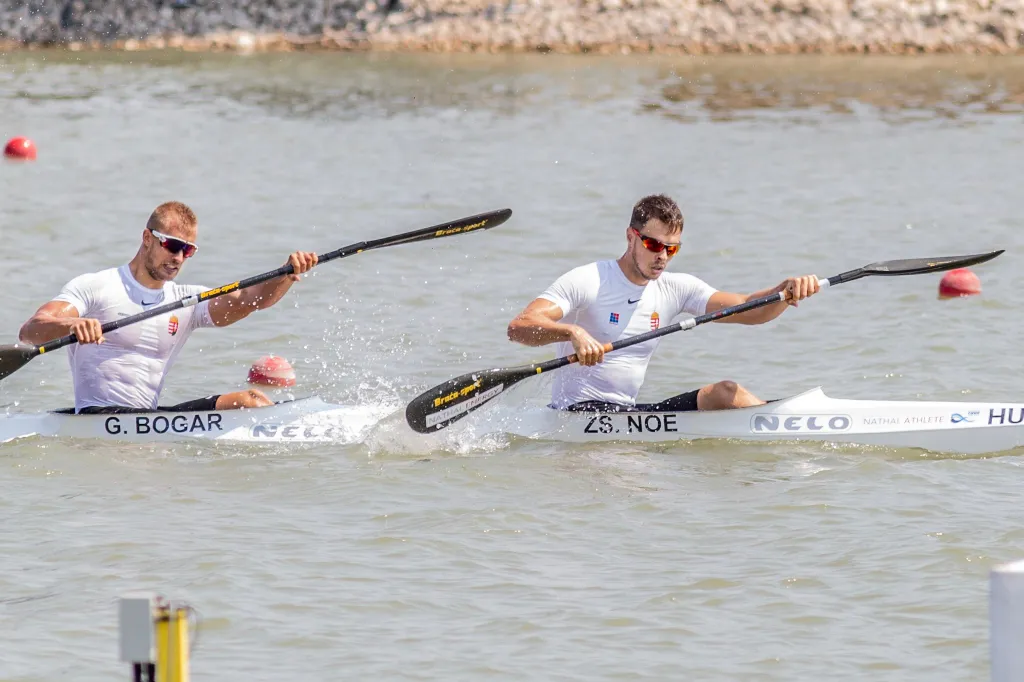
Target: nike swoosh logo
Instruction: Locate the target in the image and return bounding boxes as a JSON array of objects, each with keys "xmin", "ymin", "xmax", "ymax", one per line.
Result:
[
  {"xmin": 141, "ymin": 299, "xmax": 160, "ymax": 306},
  {"xmin": 627, "ymin": 298, "xmax": 641, "ymax": 305}
]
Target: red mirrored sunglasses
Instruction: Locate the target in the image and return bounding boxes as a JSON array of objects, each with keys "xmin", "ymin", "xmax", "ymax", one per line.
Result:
[{"xmin": 631, "ymin": 227, "xmax": 680, "ymax": 257}]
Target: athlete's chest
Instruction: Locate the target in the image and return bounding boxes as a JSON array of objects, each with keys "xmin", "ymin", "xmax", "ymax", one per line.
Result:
[
  {"xmin": 90, "ymin": 288, "xmax": 191, "ymax": 356},
  {"xmin": 584, "ymin": 286, "xmax": 667, "ymax": 340}
]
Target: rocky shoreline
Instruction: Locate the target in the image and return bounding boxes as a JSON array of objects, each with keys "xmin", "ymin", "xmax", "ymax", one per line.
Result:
[{"xmin": 1, "ymin": 1, "xmax": 1023, "ymax": 55}]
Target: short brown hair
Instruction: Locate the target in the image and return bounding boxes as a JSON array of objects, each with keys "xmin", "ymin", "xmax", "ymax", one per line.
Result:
[
  {"xmin": 629, "ymin": 194, "xmax": 683, "ymax": 233},
  {"xmin": 147, "ymin": 201, "xmax": 197, "ymax": 233}
]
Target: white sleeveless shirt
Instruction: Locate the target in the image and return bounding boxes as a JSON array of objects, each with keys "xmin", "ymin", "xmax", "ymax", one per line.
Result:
[
  {"xmin": 53, "ymin": 265, "xmax": 215, "ymax": 411},
  {"xmin": 538, "ymin": 260, "xmax": 716, "ymax": 408}
]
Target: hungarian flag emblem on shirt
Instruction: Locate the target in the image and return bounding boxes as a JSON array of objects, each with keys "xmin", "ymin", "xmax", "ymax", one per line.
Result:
[
  {"xmin": 168, "ymin": 315, "xmax": 179, "ymax": 336},
  {"xmin": 650, "ymin": 312, "xmax": 660, "ymax": 330}
]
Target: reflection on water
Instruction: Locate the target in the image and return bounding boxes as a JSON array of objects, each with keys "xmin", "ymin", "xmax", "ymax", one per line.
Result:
[
  {"xmin": 0, "ymin": 50, "xmax": 548, "ymax": 119},
  {"xmin": 4, "ymin": 51, "xmax": 1024, "ymax": 123},
  {"xmin": 641, "ymin": 55, "xmax": 1024, "ymax": 122}
]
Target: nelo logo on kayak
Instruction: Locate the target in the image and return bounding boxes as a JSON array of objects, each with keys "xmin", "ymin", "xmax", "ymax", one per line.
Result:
[
  {"xmin": 750, "ymin": 414, "xmax": 852, "ymax": 433},
  {"xmin": 248, "ymin": 423, "xmax": 345, "ymax": 440},
  {"xmin": 104, "ymin": 413, "xmax": 224, "ymax": 435}
]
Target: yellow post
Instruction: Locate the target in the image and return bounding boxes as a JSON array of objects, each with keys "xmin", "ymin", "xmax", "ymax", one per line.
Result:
[{"xmin": 154, "ymin": 603, "xmax": 190, "ymax": 682}]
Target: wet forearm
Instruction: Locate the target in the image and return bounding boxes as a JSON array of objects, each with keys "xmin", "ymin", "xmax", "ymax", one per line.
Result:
[
  {"xmin": 736, "ymin": 286, "xmax": 789, "ymax": 324},
  {"xmin": 507, "ymin": 315, "xmax": 576, "ymax": 347},
  {"xmin": 245, "ymin": 277, "xmax": 295, "ymax": 311},
  {"xmin": 19, "ymin": 314, "xmax": 76, "ymax": 345}
]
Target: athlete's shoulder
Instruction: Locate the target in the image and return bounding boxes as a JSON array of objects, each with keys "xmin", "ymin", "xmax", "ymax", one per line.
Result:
[
  {"xmin": 546, "ymin": 261, "xmax": 602, "ymax": 288},
  {"xmin": 657, "ymin": 270, "xmax": 718, "ymax": 315},
  {"xmin": 61, "ymin": 266, "xmax": 122, "ymax": 290},
  {"xmin": 560, "ymin": 261, "xmax": 602, "ymax": 278},
  {"xmin": 538, "ymin": 261, "xmax": 602, "ymax": 311}
]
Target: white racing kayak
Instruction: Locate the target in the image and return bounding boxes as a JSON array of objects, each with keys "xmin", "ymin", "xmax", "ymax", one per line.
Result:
[
  {"xmin": 496, "ymin": 387, "xmax": 1024, "ymax": 455},
  {"xmin": 0, "ymin": 397, "xmax": 387, "ymax": 445},
  {"xmin": 5, "ymin": 388, "xmax": 1022, "ymax": 454}
]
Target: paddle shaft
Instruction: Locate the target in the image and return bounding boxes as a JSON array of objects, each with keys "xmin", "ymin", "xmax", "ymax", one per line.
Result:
[{"xmin": 36, "ymin": 210, "xmax": 509, "ymax": 356}]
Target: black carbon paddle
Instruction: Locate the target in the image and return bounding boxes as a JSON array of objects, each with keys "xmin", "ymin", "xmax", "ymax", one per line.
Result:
[{"xmin": 405, "ymin": 249, "xmax": 1004, "ymax": 433}]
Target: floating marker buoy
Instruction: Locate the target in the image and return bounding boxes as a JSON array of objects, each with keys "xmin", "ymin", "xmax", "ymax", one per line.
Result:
[
  {"xmin": 247, "ymin": 355, "xmax": 296, "ymax": 387},
  {"xmin": 4, "ymin": 137, "xmax": 37, "ymax": 160},
  {"xmin": 938, "ymin": 268, "xmax": 982, "ymax": 299}
]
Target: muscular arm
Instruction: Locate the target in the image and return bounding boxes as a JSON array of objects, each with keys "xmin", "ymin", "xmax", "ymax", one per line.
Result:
[
  {"xmin": 507, "ymin": 298, "xmax": 606, "ymax": 366},
  {"xmin": 706, "ymin": 287, "xmax": 789, "ymax": 325},
  {"xmin": 207, "ymin": 251, "xmax": 317, "ymax": 328},
  {"xmin": 706, "ymin": 275, "xmax": 819, "ymax": 325},
  {"xmin": 506, "ymin": 299, "xmax": 575, "ymax": 346},
  {"xmin": 19, "ymin": 301, "xmax": 103, "ymax": 345},
  {"xmin": 208, "ymin": 276, "xmax": 297, "ymax": 327}
]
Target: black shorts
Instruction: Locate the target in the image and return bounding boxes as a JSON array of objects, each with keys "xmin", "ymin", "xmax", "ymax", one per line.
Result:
[
  {"xmin": 74, "ymin": 395, "xmax": 221, "ymax": 415},
  {"xmin": 563, "ymin": 389, "xmax": 701, "ymax": 413}
]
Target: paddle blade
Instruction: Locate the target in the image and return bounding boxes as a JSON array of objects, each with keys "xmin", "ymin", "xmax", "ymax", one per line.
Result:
[
  {"xmin": 863, "ymin": 250, "xmax": 1004, "ymax": 276},
  {"xmin": 405, "ymin": 364, "xmax": 537, "ymax": 434},
  {"xmin": 0, "ymin": 344, "xmax": 41, "ymax": 381},
  {"xmin": 367, "ymin": 208, "xmax": 513, "ymax": 251},
  {"xmin": 831, "ymin": 250, "xmax": 1004, "ymax": 285}
]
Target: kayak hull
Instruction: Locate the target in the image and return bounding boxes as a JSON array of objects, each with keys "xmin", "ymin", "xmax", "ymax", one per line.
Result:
[
  {"xmin": 0, "ymin": 397, "xmax": 384, "ymax": 445},
  {"xmin": 496, "ymin": 387, "xmax": 1024, "ymax": 455}
]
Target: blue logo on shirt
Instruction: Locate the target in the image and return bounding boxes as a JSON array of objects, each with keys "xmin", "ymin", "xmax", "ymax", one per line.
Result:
[
  {"xmin": 609, "ymin": 312, "xmax": 620, "ymax": 325},
  {"xmin": 627, "ymin": 297, "xmax": 641, "ymax": 305}
]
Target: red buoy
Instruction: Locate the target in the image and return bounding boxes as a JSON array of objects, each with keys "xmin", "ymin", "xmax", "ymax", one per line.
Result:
[
  {"xmin": 938, "ymin": 268, "xmax": 982, "ymax": 299},
  {"xmin": 4, "ymin": 137, "xmax": 37, "ymax": 160},
  {"xmin": 247, "ymin": 355, "xmax": 296, "ymax": 387}
]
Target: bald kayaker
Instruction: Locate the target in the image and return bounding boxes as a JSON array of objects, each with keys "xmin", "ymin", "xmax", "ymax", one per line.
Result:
[
  {"xmin": 507, "ymin": 194, "xmax": 821, "ymax": 413},
  {"xmin": 19, "ymin": 201, "xmax": 317, "ymax": 414}
]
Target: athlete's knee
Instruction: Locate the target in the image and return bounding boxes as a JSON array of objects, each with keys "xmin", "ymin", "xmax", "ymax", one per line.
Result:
[
  {"xmin": 699, "ymin": 380, "xmax": 760, "ymax": 410},
  {"xmin": 715, "ymin": 380, "xmax": 741, "ymax": 396},
  {"xmin": 705, "ymin": 380, "xmax": 741, "ymax": 403},
  {"xmin": 243, "ymin": 389, "xmax": 272, "ymax": 407},
  {"xmin": 217, "ymin": 389, "xmax": 272, "ymax": 410}
]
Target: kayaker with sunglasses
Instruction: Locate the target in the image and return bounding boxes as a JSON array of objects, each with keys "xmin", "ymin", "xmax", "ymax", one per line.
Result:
[
  {"xmin": 18, "ymin": 201, "xmax": 318, "ymax": 414},
  {"xmin": 507, "ymin": 194, "xmax": 821, "ymax": 413}
]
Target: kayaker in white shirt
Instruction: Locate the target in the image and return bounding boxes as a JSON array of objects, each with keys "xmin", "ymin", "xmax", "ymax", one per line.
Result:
[
  {"xmin": 18, "ymin": 201, "xmax": 317, "ymax": 414},
  {"xmin": 507, "ymin": 194, "xmax": 821, "ymax": 412}
]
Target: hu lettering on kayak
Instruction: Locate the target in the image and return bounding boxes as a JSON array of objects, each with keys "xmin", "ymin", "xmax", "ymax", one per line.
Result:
[{"xmin": 989, "ymin": 408, "xmax": 1024, "ymax": 425}]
